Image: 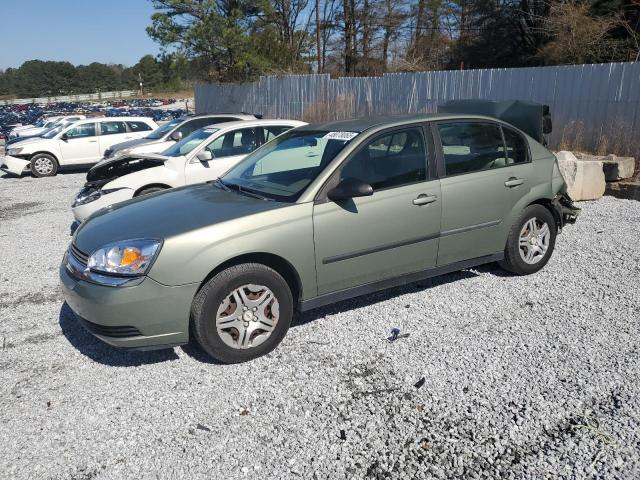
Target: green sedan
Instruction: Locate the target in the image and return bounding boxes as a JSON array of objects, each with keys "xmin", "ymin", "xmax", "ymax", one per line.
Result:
[{"xmin": 60, "ymin": 114, "xmax": 580, "ymax": 363}]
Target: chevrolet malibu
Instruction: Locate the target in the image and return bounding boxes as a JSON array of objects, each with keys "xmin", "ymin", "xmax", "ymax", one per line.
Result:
[{"xmin": 60, "ymin": 114, "xmax": 580, "ymax": 363}]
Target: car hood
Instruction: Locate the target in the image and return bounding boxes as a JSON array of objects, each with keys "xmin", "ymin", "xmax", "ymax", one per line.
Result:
[
  {"xmin": 86, "ymin": 153, "xmax": 169, "ymax": 184},
  {"xmin": 73, "ymin": 183, "xmax": 287, "ymax": 254},
  {"xmin": 8, "ymin": 136, "xmax": 48, "ymax": 148},
  {"xmin": 110, "ymin": 137, "xmax": 159, "ymax": 152}
]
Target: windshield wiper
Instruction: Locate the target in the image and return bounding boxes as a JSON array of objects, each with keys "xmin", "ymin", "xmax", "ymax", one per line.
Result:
[{"xmin": 215, "ymin": 178, "xmax": 272, "ymax": 201}]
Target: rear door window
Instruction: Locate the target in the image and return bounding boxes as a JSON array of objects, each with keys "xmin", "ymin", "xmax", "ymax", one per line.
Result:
[
  {"xmin": 126, "ymin": 121, "xmax": 152, "ymax": 132},
  {"xmin": 437, "ymin": 122, "xmax": 507, "ymax": 175},
  {"xmin": 100, "ymin": 121, "xmax": 127, "ymax": 136},
  {"xmin": 176, "ymin": 117, "xmax": 237, "ymax": 138},
  {"xmin": 263, "ymin": 125, "xmax": 294, "ymax": 142}
]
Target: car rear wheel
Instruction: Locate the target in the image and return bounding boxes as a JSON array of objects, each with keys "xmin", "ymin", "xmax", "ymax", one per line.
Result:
[
  {"xmin": 191, "ymin": 263, "xmax": 293, "ymax": 363},
  {"xmin": 499, "ymin": 204, "xmax": 557, "ymax": 275},
  {"xmin": 30, "ymin": 153, "xmax": 59, "ymax": 177}
]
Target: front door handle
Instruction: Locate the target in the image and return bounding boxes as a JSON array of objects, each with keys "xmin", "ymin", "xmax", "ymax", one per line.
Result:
[
  {"xmin": 504, "ymin": 177, "xmax": 524, "ymax": 188},
  {"xmin": 413, "ymin": 194, "xmax": 438, "ymax": 206}
]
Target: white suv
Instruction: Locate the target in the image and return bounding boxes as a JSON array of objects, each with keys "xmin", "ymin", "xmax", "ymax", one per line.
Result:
[{"xmin": 1, "ymin": 117, "xmax": 158, "ymax": 177}]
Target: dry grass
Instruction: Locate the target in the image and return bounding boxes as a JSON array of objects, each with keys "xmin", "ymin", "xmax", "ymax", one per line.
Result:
[{"xmin": 557, "ymin": 118, "xmax": 639, "ymax": 176}]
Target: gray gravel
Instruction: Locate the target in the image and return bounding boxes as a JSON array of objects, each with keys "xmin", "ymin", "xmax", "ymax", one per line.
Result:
[{"xmin": 1, "ymin": 170, "xmax": 639, "ymax": 479}]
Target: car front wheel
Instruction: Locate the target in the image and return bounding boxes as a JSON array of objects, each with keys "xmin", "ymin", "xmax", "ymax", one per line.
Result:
[
  {"xmin": 499, "ymin": 204, "xmax": 557, "ymax": 275},
  {"xmin": 191, "ymin": 263, "xmax": 293, "ymax": 363},
  {"xmin": 30, "ymin": 153, "xmax": 59, "ymax": 177}
]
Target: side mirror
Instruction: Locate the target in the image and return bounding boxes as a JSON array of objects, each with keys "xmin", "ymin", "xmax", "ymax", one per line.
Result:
[
  {"xmin": 196, "ymin": 150, "xmax": 213, "ymax": 162},
  {"xmin": 170, "ymin": 131, "xmax": 183, "ymax": 141},
  {"xmin": 327, "ymin": 178, "xmax": 373, "ymax": 202},
  {"xmin": 60, "ymin": 133, "xmax": 68, "ymax": 141}
]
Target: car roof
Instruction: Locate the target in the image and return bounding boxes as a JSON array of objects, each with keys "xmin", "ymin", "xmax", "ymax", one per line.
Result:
[
  {"xmin": 299, "ymin": 113, "xmax": 511, "ymax": 133},
  {"xmin": 74, "ymin": 116, "xmax": 155, "ymax": 124},
  {"xmin": 200, "ymin": 119, "xmax": 306, "ymax": 131},
  {"xmin": 190, "ymin": 112, "xmax": 261, "ymax": 120}
]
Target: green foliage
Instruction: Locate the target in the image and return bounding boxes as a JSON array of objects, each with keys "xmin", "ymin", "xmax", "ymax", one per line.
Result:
[
  {"xmin": 146, "ymin": 0, "xmax": 312, "ymax": 81},
  {"xmin": 0, "ymin": 54, "xmax": 192, "ymax": 98}
]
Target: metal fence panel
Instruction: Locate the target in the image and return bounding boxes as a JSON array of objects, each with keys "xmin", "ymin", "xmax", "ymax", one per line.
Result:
[
  {"xmin": 195, "ymin": 62, "xmax": 640, "ymax": 153},
  {"xmin": 1, "ymin": 90, "xmax": 137, "ymax": 106}
]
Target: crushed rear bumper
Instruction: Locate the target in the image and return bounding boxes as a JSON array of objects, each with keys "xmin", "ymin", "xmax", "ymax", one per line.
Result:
[{"xmin": 552, "ymin": 193, "xmax": 580, "ymax": 229}]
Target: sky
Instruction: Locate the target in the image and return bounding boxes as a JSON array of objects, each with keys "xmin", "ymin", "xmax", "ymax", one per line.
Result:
[{"xmin": 0, "ymin": 0, "xmax": 162, "ymax": 69}]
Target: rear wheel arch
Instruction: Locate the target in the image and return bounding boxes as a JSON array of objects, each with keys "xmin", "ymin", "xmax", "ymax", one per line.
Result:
[
  {"xmin": 197, "ymin": 253, "xmax": 303, "ymax": 307},
  {"xmin": 527, "ymin": 198, "xmax": 561, "ymax": 228}
]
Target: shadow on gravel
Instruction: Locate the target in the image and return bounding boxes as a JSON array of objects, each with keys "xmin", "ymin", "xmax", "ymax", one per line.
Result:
[
  {"xmin": 1, "ymin": 166, "xmax": 90, "ymax": 180},
  {"xmin": 59, "ymin": 303, "xmax": 179, "ymax": 366},
  {"xmin": 295, "ymin": 264, "xmax": 508, "ymax": 327}
]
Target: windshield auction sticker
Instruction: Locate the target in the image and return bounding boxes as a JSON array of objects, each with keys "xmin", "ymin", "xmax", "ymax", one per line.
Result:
[{"xmin": 323, "ymin": 131, "xmax": 359, "ymax": 141}]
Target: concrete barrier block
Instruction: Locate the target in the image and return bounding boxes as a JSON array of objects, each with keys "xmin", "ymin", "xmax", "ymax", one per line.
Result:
[
  {"xmin": 556, "ymin": 151, "xmax": 606, "ymax": 201},
  {"xmin": 574, "ymin": 152, "xmax": 636, "ymax": 181}
]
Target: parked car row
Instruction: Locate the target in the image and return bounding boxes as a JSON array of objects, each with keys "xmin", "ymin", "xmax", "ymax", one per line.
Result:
[
  {"xmin": 0, "ymin": 98, "xmax": 188, "ymax": 138},
  {"xmin": 48, "ymin": 105, "xmax": 581, "ymax": 364}
]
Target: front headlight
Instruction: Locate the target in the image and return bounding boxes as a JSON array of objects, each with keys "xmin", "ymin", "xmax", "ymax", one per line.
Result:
[
  {"xmin": 114, "ymin": 148, "xmax": 131, "ymax": 157},
  {"xmin": 88, "ymin": 239, "xmax": 162, "ymax": 276},
  {"xmin": 7, "ymin": 147, "xmax": 23, "ymax": 156},
  {"xmin": 72, "ymin": 188, "xmax": 125, "ymax": 207}
]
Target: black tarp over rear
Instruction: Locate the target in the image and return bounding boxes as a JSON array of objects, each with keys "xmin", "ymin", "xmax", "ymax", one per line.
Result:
[{"xmin": 438, "ymin": 100, "xmax": 552, "ymax": 144}]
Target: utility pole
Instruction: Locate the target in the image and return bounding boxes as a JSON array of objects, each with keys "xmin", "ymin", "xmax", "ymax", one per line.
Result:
[{"xmin": 315, "ymin": 0, "xmax": 322, "ymax": 73}]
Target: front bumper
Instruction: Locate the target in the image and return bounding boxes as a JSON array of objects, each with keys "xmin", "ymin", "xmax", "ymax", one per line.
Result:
[
  {"xmin": 59, "ymin": 253, "xmax": 199, "ymax": 350},
  {"xmin": 72, "ymin": 187, "xmax": 134, "ymax": 222},
  {"xmin": 0, "ymin": 155, "xmax": 30, "ymax": 176}
]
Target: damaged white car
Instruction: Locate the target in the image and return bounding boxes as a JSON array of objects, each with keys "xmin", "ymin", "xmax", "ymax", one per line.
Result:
[
  {"xmin": 71, "ymin": 119, "xmax": 306, "ymax": 223},
  {"xmin": 0, "ymin": 116, "xmax": 158, "ymax": 177}
]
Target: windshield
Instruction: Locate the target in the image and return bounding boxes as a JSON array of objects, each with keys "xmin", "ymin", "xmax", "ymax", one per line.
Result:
[
  {"xmin": 162, "ymin": 127, "xmax": 217, "ymax": 157},
  {"xmin": 42, "ymin": 125, "xmax": 64, "ymax": 139},
  {"xmin": 221, "ymin": 130, "xmax": 357, "ymax": 202},
  {"xmin": 146, "ymin": 118, "xmax": 183, "ymax": 140},
  {"xmin": 34, "ymin": 118, "xmax": 46, "ymax": 127}
]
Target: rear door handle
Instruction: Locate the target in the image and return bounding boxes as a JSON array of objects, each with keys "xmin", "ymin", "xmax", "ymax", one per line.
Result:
[
  {"xmin": 413, "ymin": 194, "xmax": 438, "ymax": 206},
  {"xmin": 504, "ymin": 177, "xmax": 524, "ymax": 188}
]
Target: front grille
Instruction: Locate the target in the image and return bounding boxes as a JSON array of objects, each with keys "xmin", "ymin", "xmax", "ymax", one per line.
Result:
[
  {"xmin": 70, "ymin": 243, "xmax": 89, "ymax": 266},
  {"xmin": 77, "ymin": 316, "xmax": 142, "ymax": 338}
]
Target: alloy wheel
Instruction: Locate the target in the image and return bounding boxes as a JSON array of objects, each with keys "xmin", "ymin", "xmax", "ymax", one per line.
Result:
[
  {"xmin": 215, "ymin": 284, "xmax": 280, "ymax": 350},
  {"xmin": 518, "ymin": 217, "xmax": 550, "ymax": 265},
  {"xmin": 32, "ymin": 157, "xmax": 54, "ymax": 175}
]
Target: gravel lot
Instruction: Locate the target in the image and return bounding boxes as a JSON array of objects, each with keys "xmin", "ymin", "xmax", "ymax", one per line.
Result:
[{"xmin": 1, "ymin": 170, "xmax": 639, "ymax": 479}]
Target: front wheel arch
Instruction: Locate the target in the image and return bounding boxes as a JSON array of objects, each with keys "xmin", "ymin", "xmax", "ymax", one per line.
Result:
[
  {"xmin": 197, "ymin": 253, "xmax": 303, "ymax": 308},
  {"xmin": 133, "ymin": 183, "xmax": 172, "ymax": 197},
  {"xmin": 29, "ymin": 151, "xmax": 59, "ymax": 162}
]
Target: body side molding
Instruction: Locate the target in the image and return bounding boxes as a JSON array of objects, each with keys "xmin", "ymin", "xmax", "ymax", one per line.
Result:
[{"xmin": 302, "ymin": 252, "xmax": 504, "ymax": 311}]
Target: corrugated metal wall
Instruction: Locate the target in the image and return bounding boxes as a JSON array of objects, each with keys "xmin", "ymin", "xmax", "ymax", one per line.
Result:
[
  {"xmin": 1, "ymin": 90, "xmax": 137, "ymax": 106},
  {"xmin": 195, "ymin": 62, "xmax": 640, "ymax": 153}
]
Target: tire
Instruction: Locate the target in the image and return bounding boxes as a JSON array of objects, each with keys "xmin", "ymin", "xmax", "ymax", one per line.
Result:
[
  {"xmin": 499, "ymin": 204, "xmax": 557, "ymax": 275},
  {"xmin": 136, "ymin": 186, "xmax": 167, "ymax": 197},
  {"xmin": 30, "ymin": 153, "xmax": 59, "ymax": 177},
  {"xmin": 191, "ymin": 263, "xmax": 294, "ymax": 363}
]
